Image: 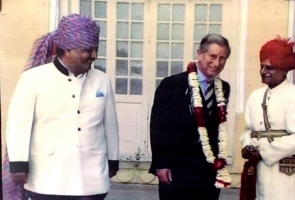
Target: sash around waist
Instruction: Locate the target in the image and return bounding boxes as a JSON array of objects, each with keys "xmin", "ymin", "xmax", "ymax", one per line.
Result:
[{"xmin": 251, "ymin": 130, "xmax": 290, "ymax": 138}]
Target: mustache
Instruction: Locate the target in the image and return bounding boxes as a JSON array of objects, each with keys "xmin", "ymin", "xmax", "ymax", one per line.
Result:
[
  {"xmin": 261, "ymin": 73, "xmax": 270, "ymax": 77},
  {"xmin": 88, "ymin": 58, "xmax": 96, "ymax": 62}
]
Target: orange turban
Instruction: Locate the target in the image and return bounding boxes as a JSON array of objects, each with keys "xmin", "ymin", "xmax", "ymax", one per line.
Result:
[{"xmin": 260, "ymin": 37, "xmax": 295, "ymax": 71}]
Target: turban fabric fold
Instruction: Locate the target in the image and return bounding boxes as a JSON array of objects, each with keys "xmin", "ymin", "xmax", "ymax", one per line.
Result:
[
  {"xmin": 260, "ymin": 37, "xmax": 295, "ymax": 71},
  {"xmin": 24, "ymin": 14, "xmax": 100, "ymax": 70},
  {"xmin": 54, "ymin": 14, "xmax": 100, "ymax": 50}
]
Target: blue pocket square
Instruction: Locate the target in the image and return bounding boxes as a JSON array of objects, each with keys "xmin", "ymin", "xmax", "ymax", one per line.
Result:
[{"xmin": 96, "ymin": 91, "xmax": 104, "ymax": 97}]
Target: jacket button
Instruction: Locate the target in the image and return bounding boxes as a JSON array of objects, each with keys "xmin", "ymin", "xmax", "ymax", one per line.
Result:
[
  {"xmin": 77, "ymin": 110, "xmax": 80, "ymax": 114},
  {"xmin": 68, "ymin": 78, "xmax": 71, "ymax": 82},
  {"xmin": 72, "ymin": 95, "xmax": 75, "ymax": 98},
  {"xmin": 78, "ymin": 128, "xmax": 81, "ymax": 131}
]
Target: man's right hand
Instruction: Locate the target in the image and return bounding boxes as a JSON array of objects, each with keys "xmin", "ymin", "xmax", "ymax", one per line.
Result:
[
  {"xmin": 12, "ymin": 173, "xmax": 28, "ymax": 184},
  {"xmin": 241, "ymin": 145, "xmax": 257, "ymax": 159},
  {"xmin": 156, "ymin": 168, "xmax": 172, "ymax": 185}
]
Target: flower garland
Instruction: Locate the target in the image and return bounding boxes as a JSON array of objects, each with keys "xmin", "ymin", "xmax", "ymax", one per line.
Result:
[{"xmin": 187, "ymin": 62, "xmax": 231, "ymax": 188}]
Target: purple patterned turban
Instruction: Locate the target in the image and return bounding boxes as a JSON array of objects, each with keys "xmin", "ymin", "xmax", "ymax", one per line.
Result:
[
  {"xmin": 54, "ymin": 14, "xmax": 100, "ymax": 50},
  {"xmin": 24, "ymin": 14, "xmax": 100, "ymax": 70}
]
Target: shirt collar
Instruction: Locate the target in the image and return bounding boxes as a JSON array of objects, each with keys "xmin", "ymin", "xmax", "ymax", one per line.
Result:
[
  {"xmin": 197, "ymin": 67, "xmax": 207, "ymax": 83},
  {"xmin": 268, "ymin": 79, "xmax": 288, "ymax": 94},
  {"xmin": 53, "ymin": 57, "xmax": 87, "ymax": 78},
  {"xmin": 53, "ymin": 57, "xmax": 69, "ymax": 76}
]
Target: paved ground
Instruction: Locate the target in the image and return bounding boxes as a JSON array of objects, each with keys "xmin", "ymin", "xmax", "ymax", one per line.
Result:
[{"xmin": 106, "ymin": 183, "xmax": 240, "ymax": 200}]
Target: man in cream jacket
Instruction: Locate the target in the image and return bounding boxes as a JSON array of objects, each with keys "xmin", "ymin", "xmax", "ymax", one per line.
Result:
[{"xmin": 5, "ymin": 14, "xmax": 119, "ymax": 200}]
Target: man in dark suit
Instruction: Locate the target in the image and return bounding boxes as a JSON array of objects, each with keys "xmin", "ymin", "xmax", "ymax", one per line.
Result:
[{"xmin": 149, "ymin": 34, "xmax": 231, "ymax": 200}]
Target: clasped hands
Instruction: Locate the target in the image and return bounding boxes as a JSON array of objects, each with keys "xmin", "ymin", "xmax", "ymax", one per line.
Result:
[{"xmin": 241, "ymin": 145, "xmax": 262, "ymax": 164}]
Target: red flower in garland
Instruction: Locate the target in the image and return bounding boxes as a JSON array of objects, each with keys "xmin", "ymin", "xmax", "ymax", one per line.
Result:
[
  {"xmin": 187, "ymin": 62, "xmax": 197, "ymax": 73},
  {"xmin": 218, "ymin": 105, "xmax": 227, "ymax": 123},
  {"xmin": 194, "ymin": 107, "xmax": 206, "ymax": 127},
  {"xmin": 213, "ymin": 158, "xmax": 227, "ymax": 170}
]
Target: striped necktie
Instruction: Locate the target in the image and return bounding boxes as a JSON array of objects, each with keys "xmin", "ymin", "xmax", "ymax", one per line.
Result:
[{"xmin": 205, "ymin": 80, "xmax": 214, "ymax": 114}]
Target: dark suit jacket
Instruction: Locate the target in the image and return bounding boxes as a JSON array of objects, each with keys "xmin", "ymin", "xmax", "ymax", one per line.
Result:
[{"xmin": 149, "ymin": 71, "xmax": 230, "ymax": 184}]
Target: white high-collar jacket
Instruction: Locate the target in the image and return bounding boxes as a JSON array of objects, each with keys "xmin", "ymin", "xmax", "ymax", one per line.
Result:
[
  {"xmin": 6, "ymin": 59, "xmax": 119, "ymax": 195},
  {"xmin": 240, "ymin": 80, "xmax": 295, "ymax": 200}
]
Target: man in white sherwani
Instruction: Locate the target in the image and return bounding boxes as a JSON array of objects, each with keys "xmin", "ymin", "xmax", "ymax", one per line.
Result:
[
  {"xmin": 5, "ymin": 14, "xmax": 119, "ymax": 200},
  {"xmin": 240, "ymin": 37, "xmax": 295, "ymax": 200}
]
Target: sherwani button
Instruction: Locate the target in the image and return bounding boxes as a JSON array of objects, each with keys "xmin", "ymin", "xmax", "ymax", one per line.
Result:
[
  {"xmin": 72, "ymin": 95, "xmax": 75, "ymax": 98},
  {"xmin": 78, "ymin": 128, "xmax": 81, "ymax": 131},
  {"xmin": 77, "ymin": 110, "xmax": 80, "ymax": 114},
  {"xmin": 68, "ymin": 78, "xmax": 71, "ymax": 82}
]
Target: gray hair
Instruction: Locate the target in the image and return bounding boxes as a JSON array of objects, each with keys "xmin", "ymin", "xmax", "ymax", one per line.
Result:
[{"xmin": 199, "ymin": 34, "xmax": 231, "ymax": 57}]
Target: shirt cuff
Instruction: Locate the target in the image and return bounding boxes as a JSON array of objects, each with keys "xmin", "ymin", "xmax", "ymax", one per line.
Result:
[
  {"xmin": 108, "ymin": 160, "xmax": 119, "ymax": 173},
  {"xmin": 9, "ymin": 161, "xmax": 29, "ymax": 173}
]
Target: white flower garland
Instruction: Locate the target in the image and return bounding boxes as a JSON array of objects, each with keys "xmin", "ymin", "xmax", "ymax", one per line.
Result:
[{"xmin": 188, "ymin": 64, "xmax": 231, "ymax": 188}]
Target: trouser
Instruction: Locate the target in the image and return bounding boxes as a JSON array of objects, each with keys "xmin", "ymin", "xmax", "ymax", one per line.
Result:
[
  {"xmin": 158, "ymin": 164, "xmax": 220, "ymax": 200},
  {"xmin": 26, "ymin": 190, "xmax": 108, "ymax": 200},
  {"xmin": 159, "ymin": 181, "xmax": 220, "ymax": 200}
]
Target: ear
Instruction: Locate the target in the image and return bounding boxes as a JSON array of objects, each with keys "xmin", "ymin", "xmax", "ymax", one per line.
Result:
[
  {"xmin": 64, "ymin": 49, "xmax": 73, "ymax": 58},
  {"xmin": 197, "ymin": 50, "xmax": 202, "ymax": 60}
]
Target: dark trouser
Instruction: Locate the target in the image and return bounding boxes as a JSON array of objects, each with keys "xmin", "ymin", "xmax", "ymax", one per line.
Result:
[
  {"xmin": 159, "ymin": 181, "xmax": 220, "ymax": 200},
  {"xmin": 158, "ymin": 163, "xmax": 220, "ymax": 200},
  {"xmin": 26, "ymin": 190, "xmax": 108, "ymax": 200}
]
